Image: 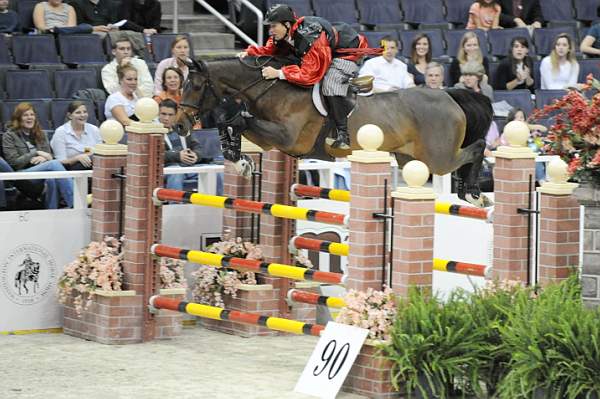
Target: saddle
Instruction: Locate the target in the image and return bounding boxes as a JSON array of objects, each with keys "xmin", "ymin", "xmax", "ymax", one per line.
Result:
[{"xmin": 311, "ymin": 75, "xmax": 374, "ymax": 117}]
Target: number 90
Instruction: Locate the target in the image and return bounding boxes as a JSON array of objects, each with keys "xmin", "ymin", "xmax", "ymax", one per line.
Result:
[{"xmin": 312, "ymin": 340, "xmax": 350, "ymax": 380}]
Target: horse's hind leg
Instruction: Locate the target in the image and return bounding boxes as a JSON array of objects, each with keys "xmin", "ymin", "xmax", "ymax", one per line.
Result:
[{"xmin": 451, "ymin": 139, "xmax": 493, "ymax": 207}]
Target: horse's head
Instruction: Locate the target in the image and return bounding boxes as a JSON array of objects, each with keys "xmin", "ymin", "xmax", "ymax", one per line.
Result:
[{"xmin": 174, "ymin": 58, "xmax": 221, "ymax": 136}]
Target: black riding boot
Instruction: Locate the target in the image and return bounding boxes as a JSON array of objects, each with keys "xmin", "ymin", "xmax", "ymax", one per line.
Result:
[{"xmin": 327, "ymin": 96, "xmax": 351, "ymax": 150}]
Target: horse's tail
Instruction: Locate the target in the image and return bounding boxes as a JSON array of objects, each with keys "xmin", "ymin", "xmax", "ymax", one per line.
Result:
[{"xmin": 444, "ymin": 88, "xmax": 493, "ymax": 148}]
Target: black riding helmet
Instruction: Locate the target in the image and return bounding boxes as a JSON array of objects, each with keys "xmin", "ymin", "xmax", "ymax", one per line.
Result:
[{"xmin": 263, "ymin": 4, "xmax": 296, "ymax": 25}]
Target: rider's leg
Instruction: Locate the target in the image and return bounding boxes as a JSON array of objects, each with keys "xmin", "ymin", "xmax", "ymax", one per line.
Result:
[{"xmin": 326, "ymin": 95, "xmax": 351, "ymax": 150}]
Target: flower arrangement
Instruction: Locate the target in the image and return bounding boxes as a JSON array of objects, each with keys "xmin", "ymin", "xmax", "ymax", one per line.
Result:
[
  {"xmin": 57, "ymin": 236, "xmax": 186, "ymax": 316},
  {"xmin": 532, "ymin": 74, "xmax": 600, "ymax": 185},
  {"xmin": 335, "ymin": 287, "xmax": 397, "ymax": 341}
]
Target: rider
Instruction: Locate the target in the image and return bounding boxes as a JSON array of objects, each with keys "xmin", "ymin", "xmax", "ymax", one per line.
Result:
[{"xmin": 238, "ymin": 4, "xmax": 368, "ymax": 150}]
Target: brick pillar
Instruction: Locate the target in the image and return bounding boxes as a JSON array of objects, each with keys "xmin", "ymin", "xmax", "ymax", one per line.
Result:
[
  {"xmin": 492, "ymin": 122, "xmax": 537, "ymax": 283},
  {"xmin": 346, "ymin": 126, "xmax": 393, "ymax": 292},
  {"xmin": 390, "ymin": 162, "xmax": 436, "ymax": 298},
  {"xmin": 91, "ymin": 151, "xmax": 127, "ymax": 242}
]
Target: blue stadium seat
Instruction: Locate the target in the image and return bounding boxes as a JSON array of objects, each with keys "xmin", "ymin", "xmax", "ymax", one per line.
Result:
[
  {"xmin": 151, "ymin": 33, "xmax": 194, "ymax": 63},
  {"xmin": 51, "ymin": 99, "xmax": 98, "ymax": 128},
  {"xmin": 16, "ymin": 0, "xmax": 40, "ymax": 33},
  {"xmin": 535, "ymin": 89, "xmax": 568, "ymax": 108},
  {"xmin": 11, "ymin": 35, "xmax": 62, "ymax": 65},
  {"xmin": 533, "ymin": 27, "xmax": 578, "ymax": 56},
  {"xmin": 312, "ymin": 0, "xmax": 359, "ymax": 24},
  {"xmin": 444, "ymin": 0, "xmax": 473, "ymax": 27},
  {"xmin": 1, "ymin": 100, "xmax": 51, "ymax": 130},
  {"xmin": 400, "ymin": 0, "xmax": 446, "ymax": 25},
  {"xmin": 487, "ymin": 28, "xmax": 532, "ymax": 58},
  {"xmin": 96, "ymin": 100, "xmax": 106, "ymax": 122},
  {"xmin": 58, "ymin": 34, "xmax": 107, "ymax": 65},
  {"xmin": 356, "ymin": 0, "xmax": 403, "ymax": 27},
  {"xmin": 0, "ymin": 35, "xmax": 11, "ymax": 65},
  {"xmin": 533, "ymin": 60, "xmax": 542, "ymax": 89},
  {"xmin": 54, "ymin": 69, "xmax": 99, "ymax": 99},
  {"xmin": 265, "ymin": 0, "xmax": 313, "ymax": 16},
  {"xmin": 399, "ymin": 29, "xmax": 446, "ymax": 58},
  {"xmin": 540, "ymin": 0, "xmax": 575, "ymax": 22},
  {"xmin": 494, "ymin": 90, "xmax": 535, "ymax": 116},
  {"xmin": 444, "ymin": 29, "xmax": 489, "ymax": 58},
  {"xmin": 488, "ymin": 61, "xmax": 500, "ymax": 85},
  {"xmin": 573, "ymin": 0, "xmax": 600, "ymax": 24},
  {"xmin": 5, "ymin": 70, "xmax": 53, "ymax": 99},
  {"xmin": 360, "ymin": 31, "xmax": 399, "ymax": 49},
  {"xmin": 578, "ymin": 59, "xmax": 600, "ymax": 82}
]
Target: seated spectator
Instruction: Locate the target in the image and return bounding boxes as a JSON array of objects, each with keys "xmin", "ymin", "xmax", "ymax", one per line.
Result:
[
  {"xmin": 33, "ymin": 0, "xmax": 93, "ymax": 34},
  {"xmin": 423, "ymin": 62, "xmax": 445, "ymax": 89},
  {"xmin": 154, "ymin": 35, "xmax": 191, "ymax": 95},
  {"xmin": 118, "ymin": 0, "xmax": 162, "ymax": 35},
  {"xmin": 1, "ymin": 103, "xmax": 73, "ymax": 209},
  {"xmin": 0, "ymin": 0, "xmax": 18, "ymax": 34},
  {"xmin": 493, "ymin": 37, "xmax": 535, "ymax": 91},
  {"xmin": 358, "ymin": 36, "xmax": 414, "ymax": 92},
  {"xmin": 0, "ymin": 156, "xmax": 13, "ymax": 209},
  {"xmin": 498, "ymin": 0, "xmax": 542, "ymax": 30},
  {"xmin": 449, "ymin": 31, "xmax": 490, "ymax": 86},
  {"xmin": 69, "ymin": 0, "xmax": 117, "ymax": 33},
  {"xmin": 580, "ymin": 22, "xmax": 600, "ymax": 58},
  {"xmin": 102, "ymin": 37, "xmax": 153, "ymax": 98},
  {"xmin": 540, "ymin": 33, "xmax": 579, "ymax": 90},
  {"xmin": 454, "ymin": 61, "xmax": 494, "ymax": 101},
  {"xmin": 105, "ymin": 64, "xmax": 139, "ymax": 126},
  {"xmin": 467, "ymin": 0, "xmax": 501, "ymax": 31},
  {"xmin": 153, "ymin": 67, "xmax": 183, "ymax": 104},
  {"xmin": 159, "ymin": 99, "xmax": 212, "ymax": 191},
  {"xmin": 407, "ymin": 34, "xmax": 432, "ymax": 86},
  {"xmin": 50, "ymin": 101, "xmax": 102, "ymax": 170}
]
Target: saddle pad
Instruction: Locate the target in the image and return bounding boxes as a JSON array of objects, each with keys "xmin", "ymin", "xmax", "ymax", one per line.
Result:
[{"xmin": 312, "ymin": 83, "xmax": 328, "ymax": 117}]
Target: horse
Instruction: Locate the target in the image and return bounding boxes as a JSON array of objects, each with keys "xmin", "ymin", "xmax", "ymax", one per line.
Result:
[
  {"xmin": 14, "ymin": 261, "xmax": 40, "ymax": 295},
  {"xmin": 175, "ymin": 56, "xmax": 494, "ymax": 207}
]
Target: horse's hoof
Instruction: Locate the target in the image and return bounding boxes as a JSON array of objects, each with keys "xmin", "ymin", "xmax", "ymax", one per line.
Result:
[{"xmin": 465, "ymin": 193, "xmax": 494, "ymax": 208}]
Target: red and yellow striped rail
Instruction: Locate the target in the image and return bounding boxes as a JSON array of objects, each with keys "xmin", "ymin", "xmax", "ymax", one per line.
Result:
[
  {"xmin": 154, "ymin": 188, "xmax": 348, "ymax": 226},
  {"xmin": 290, "ymin": 184, "xmax": 351, "ymax": 202},
  {"xmin": 290, "ymin": 236, "xmax": 349, "ymax": 257},
  {"xmin": 150, "ymin": 296, "xmax": 324, "ymax": 336},
  {"xmin": 433, "ymin": 258, "xmax": 491, "ymax": 278},
  {"xmin": 287, "ymin": 289, "xmax": 346, "ymax": 309},
  {"xmin": 434, "ymin": 202, "xmax": 493, "ymax": 222},
  {"xmin": 152, "ymin": 244, "xmax": 346, "ymax": 285}
]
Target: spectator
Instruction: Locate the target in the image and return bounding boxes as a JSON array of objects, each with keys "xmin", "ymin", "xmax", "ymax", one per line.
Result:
[
  {"xmin": 51, "ymin": 101, "xmax": 102, "ymax": 170},
  {"xmin": 0, "ymin": 0, "xmax": 18, "ymax": 34},
  {"xmin": 506, "ymin": 107, "xmax": 547, "ymax": 183},
  {"xmin": 358, "ymin": 36, "xmax": 414, "ymax": 92},
  {"xmin": 540, "ymin": 33, "xmax": 579, "ymax": 90},
  {"xmin": 454, "ymin": 61, "xmax": 494, "ymax": 101},
  {"xmin": 159, "ymin": 99, "xmax": 211, "ymax": 191},
  {"xmin": 493, "ymin": 37, "xmax": 535, "ymax": 91},
  {"xmin": 424, "ymin": 62, "xmax": 445, "ymax": 89},
  {"xmin": 467, "ymin": 0, "xmax": 501, "ymax": 31},
  {"xmin": 497, "ymin": 0, "xmax": 542, "ymax": 30},
  {"xmin": 1, "ymin": 102, "xmax": 73, "ymax": 209},
  {"xmin": 118, "ymin": 0, "xmax": 162, "ymax": 35},
  {"xmin": 0, "ymin": 156, "xmax": 13, "ymax": 209},
  {"xmin": 580, "ymin": 22, "xmax": 600, "ymax": 58},
  {"xmin": 153, "ymin": 67, "xmax": 183, "ymax": 104},
  {"xmin": 449, "ymin": 31, "xmax": 490, "ymax": 86},
  {"xmin": 105, "ymin": 64, "xmax": 139, "ymax": 126},
  {"xmin": 69, "ymin": 0, "xmax": 116, "ymax": 33},
  {"xmin": 33, "ymin": 0, "xmax": 92, "ymax": 34},
  {"xmin": 102, "ymin": 37, "xmax": 154, "ymax": 98},
  {"xmin": 154, "ymin": 35, "xmax": 191, "ymax": 95},
  {"xmin": 407, "ymin": 34, "xmax": 432, "ymax": 86}
]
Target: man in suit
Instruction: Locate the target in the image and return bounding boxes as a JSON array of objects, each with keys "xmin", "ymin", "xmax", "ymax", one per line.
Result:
[{"xmin": 497, "ymin": 0, "xmax": 543, "ymax": 29}]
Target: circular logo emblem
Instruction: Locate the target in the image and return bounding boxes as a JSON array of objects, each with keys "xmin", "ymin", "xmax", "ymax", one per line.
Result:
[{"xmin": 0, "ymin": 244, "xmax": 57, "ymax": 306}]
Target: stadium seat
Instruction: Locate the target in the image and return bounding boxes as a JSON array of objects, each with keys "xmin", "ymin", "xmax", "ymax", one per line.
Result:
[
  {"xmin": 51, "ymin": 99, "xmax": 98, "ymax": 128},
  {"xmin": 58, "ymin": 34, "xmax": 107, "ymax": 65},
  {"xmin": 533, "ymin": 60, "xmax": 542, "ymax": 90},
  {"xmin": 1, "ymin": 100, "xmax": 51, "ymax": 130},
  {"xmin": 96, "ymin": 100, "xmax": 106, "ymax": 122},
  {"xmin": 11, "ymin": 35, "xmax": 62, "ymax": 65},
  {"xmin": 360, "ymin": 31, "xmax": 399, "ymax": 49},
  {"xmin": 573, "ymin": 0, "xmax": 600, "ymax": 24},
  {"xmin": 356, "ymin": 0, "xmax": 404, "ymax": 28},
  {"xmin": 399, "ymin": 29, "xmax": 446, "ymax": 58},
  {"xmin": 540, "ymin": 0, "xmax": 575, "ymax": 22},
  {"xmin": 487, "ymin": 28, "xmax": 532, "ymax": 58},
  {"xmin": 265, "ymin": 0, "xmax": 313, "ymax": 16},
  {"xmin": 400, "ymin": 0, "xmax": 447, "ymax": 26},
  {"xmin": 578, "ymin": 59, "xmax": 600, "ymax": 82},
  {"xmin": 444, "ymin": 29, "xmax": 489, "ymax": 58},
  {"xmin": 54, "ymin": 69, "xmax": 99, "ymax": 99},
  {"xmin": 533, "ymin": 27, "xmax": 578, "ymax": 56},
  {"xmin": 535, "ymin": 89, "xmax": 568, "ymax": 108},
  {"xmin": 5, "ymin": 70, "xmax": 53, "ymax": 99},
  {"xmin": 444, "ymin": 0, "xmax": 473, "ymax": 28},
  {"xmin": 0, "ymin": 35, "xmax": 12, "ymax": 65},
  {"xmin": 312, "ymin": 0, "xmax": 359, "ymax": 25},
  {"xmin": 16, "ymin": 0, "xmax": 40, "ymax": 33},
  {"xmin": 151, "ymin": 33, "xmax": 194, "ymax": 63},
  {"xmin": 494, "ymin": 90, "xmax": 535, "ymax": 115},
  {"xmin": 488, "ymin": 61, "xmax": 500, "ymax": 85}
]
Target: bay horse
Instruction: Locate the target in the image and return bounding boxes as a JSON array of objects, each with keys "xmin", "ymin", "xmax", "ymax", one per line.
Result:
[{"xmin": 175, "ymin": 56, "xmax": 493, "ymax": 207}]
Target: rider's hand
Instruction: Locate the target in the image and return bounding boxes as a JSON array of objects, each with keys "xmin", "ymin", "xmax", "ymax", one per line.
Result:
[
  {"xmin": 237, "ymin": 51, "xmax": 248, "ymax": 59},
  {"xmin": 262, "ymin": 66, "xmax": 280, "ymax": 80}
]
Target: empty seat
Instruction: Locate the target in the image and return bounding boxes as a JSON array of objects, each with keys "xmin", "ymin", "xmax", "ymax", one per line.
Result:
[
  {"xmin": 444, "ymin": 0, "xmax": 474, "ymax": 27},
  {"xmin": 1, "ymin": 100, "xmax": 51, "ymax": 130},
  {"xmin": 6, "ymin": 70, "xmax": 53, "ymax": 99},
  {"xmin": 445, "ymin": 29, "xmax": 489, "ymax": 58},
  {"xmin": 11, "ymin": 35, "xmax": 62, "ymax": 65},
  {"xmin": 0, "ymin": 35, "xmax": 11, "ymax": 65},
  {"xmin": 51, "ymin": 99, "xmax": 98, "ymax": 128},
  {"xmin": 533, "ymin": 27, "xmax": 578, "ymax": 56},
  {"xmin": 312, "ymin": 0, "xmax": 359, "ymax": 24},
  {"xmin": 360, "ymin": 31, "xmax": 399, "ymax": 48},
  {"xmin": 488, "ymin": 61, "xmax": 500, "ymax": 85},
  {"xmin": 488, "ymin": 28, "xmax": 532, "ymax": 58},
  {"xmin": 16, "ymin": 0, "xmax": 40, "ymax": 33},
  {"xmin": 494, "ymin": 90, "xmax": 535, "ymax": 115},
  {"xmin": 574, "ymin": 0, "xmax": 600, "ymax": 24},
  {"xmin": 58, "ymin": 34, "xmax": 107, "ymax": 65},
  {"xmin": 265, "ymin": 0, "xmax": 312, "ymax": 16},
  {"xmin": 535, "ymin": 89, "xmax": 568, "ymax": 108},
  {"xmin": 540, "ymin": 0, "xmax": 575, "ymax": 22},
  {"xmin": 400, "ymin": 29, "xmax": 446, "ymax": 58},
  {"xmin": 54, "ymin": 69, "xmax": 99, "ymax": 99},
  {"xmin": 151, "ymin": 33, "xmax": 194, "ymax": 63},
  {"xmin": 356, "ymin": 0, "xmax": 403, "ymax": 27},
  {"xmin": 578, "ymin": 58, "xmax": 600, "ymax": 82},
  {"xmin": 400, "ymin": 0, "xmax": 446, "ymax": 25}
]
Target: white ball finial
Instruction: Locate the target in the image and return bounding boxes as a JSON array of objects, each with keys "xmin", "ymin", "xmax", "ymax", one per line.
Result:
[
  {"xmin": 503, "ymin": 120, "xmax": 530, "ymax": 147},
  {"xmin": 135, "ymin": 97, "xmax": 159, "ymax": 123},
  {"xmin": 99, "ymin": 120, "xmax": 124, "ymax": 145},
  {"xmin": 357, "ymin": 124, "xmax": 384, "ymax": 151},
  {"xmin": 547, "ymin": 158, "xmax": 569, "ymax": 184},
  {"xmin": 403, "ymin": 160, "xmax": 430, "ymax": 187}
]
